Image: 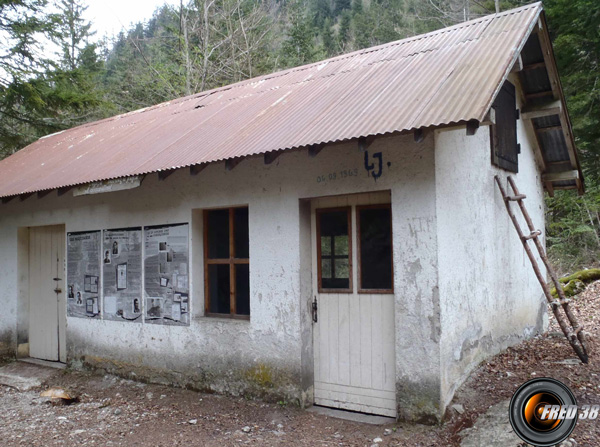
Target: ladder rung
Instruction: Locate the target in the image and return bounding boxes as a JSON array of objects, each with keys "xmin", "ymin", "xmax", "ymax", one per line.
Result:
[
  {"xmin": 549, "ymin": 298, "xmax": 571, "ymax": 307},
  {"xmin": 521, "ymin": 230, "xmax": 542, "ymax": 241},
  {"xmin": 567, "ymin": 326, "xmax": 584, "ymax": 339},
  {"xmin": 506, "ymin": 194, "xmax": 527, "ymax": 201}
]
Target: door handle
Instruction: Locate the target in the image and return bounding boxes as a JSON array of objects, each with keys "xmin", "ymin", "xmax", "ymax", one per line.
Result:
[
  {"xmin": 312, "ymin": 296, "xmax": 318, "ymax": 323},
  {"xmin": 53, "ymin": 277, "xmax": 62, "ymax": 282},
  {"xmin": 54, "ymin": 287, "xmax": 62, "ymax": 294}
]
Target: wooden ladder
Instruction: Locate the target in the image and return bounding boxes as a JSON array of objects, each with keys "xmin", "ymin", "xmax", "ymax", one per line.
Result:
[{"xmin": 495, "ymin": 175, "xmax": 589, "ymax": 364}]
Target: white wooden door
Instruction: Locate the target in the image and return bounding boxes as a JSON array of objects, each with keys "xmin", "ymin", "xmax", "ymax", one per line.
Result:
[
  {"xmin": 29, "ymin": 225, "xmax": 66, "ymax": 362},
  {"xmin": 312, "ymin": 192, "xmax": 396, "ymax": 417}
]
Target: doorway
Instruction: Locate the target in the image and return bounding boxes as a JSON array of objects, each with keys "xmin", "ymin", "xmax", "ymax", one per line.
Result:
[
  {"xmin": 28, "ymin": 225, "xmax": 66, "ymax": 363},
  {"xmin": 312, "ymin": 192, "xmax": 396, "ymax": 417}
]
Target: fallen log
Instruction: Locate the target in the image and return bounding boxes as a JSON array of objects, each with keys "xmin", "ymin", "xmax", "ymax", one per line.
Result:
[{"xmin": 550, "ymin": 268, "xmax": 600, "ymax": 298}]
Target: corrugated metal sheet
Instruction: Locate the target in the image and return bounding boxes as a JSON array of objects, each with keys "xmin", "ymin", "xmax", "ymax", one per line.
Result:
[{"xmin": 0, "ymin": 3, "xmax": 545, "ymax": 198}]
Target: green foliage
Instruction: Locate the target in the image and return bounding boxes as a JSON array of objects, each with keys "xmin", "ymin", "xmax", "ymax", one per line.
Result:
[
  {"xmin": 545, "ymin": 0, "xmax": 600, "ymax": 179},
  {"xmin": 282, "ymin": 1, "xmax": 319, "ymax": 66},
  {"xmin": 333, "ymin": 0, "xmax": 351, "ymax": 16}
]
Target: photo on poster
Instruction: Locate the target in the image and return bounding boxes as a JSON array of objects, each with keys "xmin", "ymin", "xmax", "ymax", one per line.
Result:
[
  {"xmin": 90, "ymin": 276, "xmax": 98, "ymax": 293},
  {"xmin": 86, "ymin": 297, "xmax": 99, "ymax": 316},
  {"xmin": 159, "ymin": 242, "xmax": 167, "ymax": 251},
  {"xmin": 76, "ymin": 291, "xmax": 83, "ymax": 305},
  {"xmin": 146, "ymin": 297, "xmax": 163, "ymax": 318},
  {"xmin": 84, "ymin": 275, "xmax": 99, "ymax": 293},
  {"xmin": 133, "ymin": 298, "xmax": 141, "ymax": 314},
  {"xmin": 117, "ymin": 263, "xmax": 127, "ymax": 290},
  {"xmin": 68, "ymin": 285, "xmax": 75, "ymax": 299},
  {"xmin": 104, "ymin": 250, "xmax": 111, "ymax": 264},
  {"xmin": 102, "ymin": 228, "xmax": 142, "ymax": 322}
]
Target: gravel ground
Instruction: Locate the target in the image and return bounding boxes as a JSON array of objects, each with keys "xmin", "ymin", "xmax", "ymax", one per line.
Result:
[{"xmin": 1, "ymin": 281, "xmax": 600, "ymax": 447}]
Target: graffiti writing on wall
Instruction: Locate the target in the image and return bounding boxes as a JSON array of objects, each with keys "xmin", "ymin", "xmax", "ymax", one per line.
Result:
[{"xmin": 364, "ymin": 151, "xmax": 383, "ymax": 180}]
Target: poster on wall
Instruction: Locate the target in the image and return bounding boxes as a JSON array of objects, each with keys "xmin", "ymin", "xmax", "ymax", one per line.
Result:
[
  {"xmin": 144, "ymin": 223, "xmax": 189, "ymax": 326},
  {"xmin": 67, "ymin": 231, "xmax": 101, "ymax": 319},
  {"xmin": 103, "ymin": 228, "xmax": 143, "ymax": 322}
]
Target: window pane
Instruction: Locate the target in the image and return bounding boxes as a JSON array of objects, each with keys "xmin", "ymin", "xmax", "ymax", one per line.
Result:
[
  {"xmin": 359, "ymin": 207, "xmax": 392, "ymax": 290},
  {"xmin": 321, "ymin": 258, "xmax": 331, "ymax": 278},
  {"xmin": 207, "ymin": 209, "xmax": 229, "ymax": 259},
  {"xmin": 234, "ymin": 208, "xmax": 249, "ymax": 259},
  {"xmin": 321, "ymin": 236, "xmax": 331, "ymax": 256},
  {"xmin": 334, "ymin": 235, "xmax": 348, "ymax": 255},
  {"xmin": 319, "ymin": 210, "xmax": 350, "ymax": 290},
  {"xmin": 208, "ymin": 264, "xmax": 230, "ymax": 314},
  {"xmin": 235, "ymin": 264, "xmax": 250, "ymax": 316},
  {"xmin": 334, "ymin": 259, "xmax": 349, "ymax": 279}
]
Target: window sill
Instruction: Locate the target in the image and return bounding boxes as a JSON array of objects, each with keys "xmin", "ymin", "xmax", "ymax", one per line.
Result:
[
  {"xmin": 358, "ymin": 289, "xmax": 394, "ymax": 294},
  {"xmin": 195, "ymin": 313, "xmax": 250, "ymax": 322}
]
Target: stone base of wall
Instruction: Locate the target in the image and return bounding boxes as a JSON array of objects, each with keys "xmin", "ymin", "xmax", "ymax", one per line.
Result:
[
  {"xmin": 0, "ymin": 330, "xmax": 15, "ymax": 360},
  {"xmin": 70, "ymin": 354, "xmax": 306, "ymax": 407}
]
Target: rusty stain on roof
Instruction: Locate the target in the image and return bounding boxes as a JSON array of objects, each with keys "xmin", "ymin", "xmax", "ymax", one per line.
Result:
[{"xmin": 0, "ymin": 2, "xmax": 574, "ymax": 198}]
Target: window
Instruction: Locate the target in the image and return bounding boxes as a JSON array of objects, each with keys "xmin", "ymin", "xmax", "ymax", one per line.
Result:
[
  {"xmin": 357, "ymin": 205, "xmax": 393, "ymax": 292},
  {"xmin": 491, "ymin": 80, "xmax": 519, "ymax": 173},
  {"xmin": 317, "ymin": 208, "xmax": 352, "ymax": 292},
  {"xmin": 204, "ymin": 207, "xmax": 249, "ymax": 318}
]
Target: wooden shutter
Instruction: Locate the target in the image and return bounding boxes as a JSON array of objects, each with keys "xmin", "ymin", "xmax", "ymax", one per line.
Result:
[{"xmin": 491, "ymin": 81, "xmax": 519, "ymax": 173}]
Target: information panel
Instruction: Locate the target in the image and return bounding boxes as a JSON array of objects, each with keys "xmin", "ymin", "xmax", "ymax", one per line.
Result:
[
  {"xmin": 144, "ymin": 223, "xmax": 189, "ymax": 326},
  {"xmin": 67, "ymin": 231, "xmax": 101, "ymax": 319},
  {"xmin": 103, "ymin": 228, "xmax": 143, "ymax": 322}
]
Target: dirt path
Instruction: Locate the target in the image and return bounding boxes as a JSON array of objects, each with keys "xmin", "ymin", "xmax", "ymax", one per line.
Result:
[{"xmin": 2, "ymin": 282, "xmax": 600, "ymax": 447}]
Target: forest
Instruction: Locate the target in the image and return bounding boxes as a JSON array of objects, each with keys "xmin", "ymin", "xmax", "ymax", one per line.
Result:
[{"xmin": 0, "ymin": 0, "xmax": 598, "ymax": 273}]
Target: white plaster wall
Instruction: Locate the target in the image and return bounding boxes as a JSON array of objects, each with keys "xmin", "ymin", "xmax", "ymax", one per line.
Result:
[
  {"xmin": 434, "ymin": 79, "xmax": 547, "ymax": 410},
  {"xmin": 0, "ymin": 133, "xmax": 441, "ymax": 414}
]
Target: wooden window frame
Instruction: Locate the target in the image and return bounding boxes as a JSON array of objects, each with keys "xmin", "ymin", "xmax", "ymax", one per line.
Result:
[
  {"xmin": 356, "ymin": 204, "xmax": 394, "ymax": 294},
  {"xmin": 316, "ymin": 207, "xmax": 353, "ymax": 294},
  {"xmin": 203, "ymin": 207, "xmax": 250, "ymax": 319}
]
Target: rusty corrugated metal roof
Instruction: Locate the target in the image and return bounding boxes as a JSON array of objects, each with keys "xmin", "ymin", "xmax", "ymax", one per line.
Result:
[{"xmin": 0, "ymin": 3, "xmax": 559, "ymax": 198}]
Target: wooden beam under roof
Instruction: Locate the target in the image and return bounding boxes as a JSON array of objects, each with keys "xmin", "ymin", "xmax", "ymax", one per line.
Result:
[
  {"xmin": 413, "ymin": 129, "xmax": 425, "ymax": 143},
  {"xmin": 225, "ymin": 157, "xmax": 243, "ymax": 171},
  {"xmin": 358, "ymin": 136, "xmax": 376, "ymax": 152},
  {"xmin": 542, "ymin": 170, "xmax": 579, "ymax": 182},
  {"xmin": 37, "ymin": 190, "xmax": 53, "ymax": 198},
  {"xmin": 521, "ymin": 100, "xmax": 561, "ymax": 120},
  {"xmin": 264, "ymin": 151, "xmax": 282, "ymax": 165},
  {"xmin": 57, "ymin": 186, "xmax": 73, "ymax": 196},
  {"xmin": 190, "ymin": 164, "xmax": 207, "ymax": 175},
  {"xmin": 308, "ymin": 143, "xmax": 325, "ymax": 158},
  {"xmin": 158, "ymin": 169, "xmax": 176, "ymax": 181}
]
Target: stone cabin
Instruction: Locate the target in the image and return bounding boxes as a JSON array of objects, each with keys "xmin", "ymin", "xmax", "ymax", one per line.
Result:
[{"xmin": 0, "ymin": 3, "xmax": 583, "ymax": 422}]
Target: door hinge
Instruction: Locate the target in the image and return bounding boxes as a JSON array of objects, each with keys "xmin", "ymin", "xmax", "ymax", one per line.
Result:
[{"xmin": 312, "ymin": 296, "xmax": 318, "ymax": 323}]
